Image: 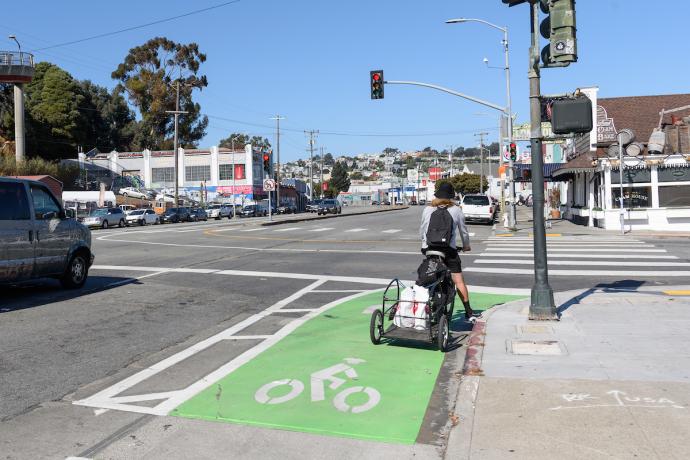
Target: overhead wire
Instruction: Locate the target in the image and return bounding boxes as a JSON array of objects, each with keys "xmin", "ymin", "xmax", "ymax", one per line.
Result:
[{"xmin": 30, "ymin": 0, "xmax": 242, "ymax": 52}]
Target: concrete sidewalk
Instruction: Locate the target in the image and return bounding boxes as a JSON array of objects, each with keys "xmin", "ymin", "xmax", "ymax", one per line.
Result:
[{"xmin": 445, "ymin": 283, "xmax": 690, "ymax": 459}]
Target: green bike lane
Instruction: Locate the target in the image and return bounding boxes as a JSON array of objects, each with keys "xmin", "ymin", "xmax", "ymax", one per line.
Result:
[{"xmin": 171, "ymin": 290, "xmax": 525, "ymax": 445}]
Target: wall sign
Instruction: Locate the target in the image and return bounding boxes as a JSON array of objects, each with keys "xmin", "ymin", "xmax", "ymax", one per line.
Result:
[{"xmin": 597, "ymin": 106, "xmax": 618, "ymax": 143}]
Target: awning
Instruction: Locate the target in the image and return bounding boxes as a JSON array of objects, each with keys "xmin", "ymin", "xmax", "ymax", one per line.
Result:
[{"xmin": 513, "ymin": 163, "xmax": 567, "ymax": 182}]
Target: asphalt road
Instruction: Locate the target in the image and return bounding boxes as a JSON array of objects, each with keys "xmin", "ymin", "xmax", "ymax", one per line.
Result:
[{"xmin": 2, "ymin": 205, "xmax": 689, "ymax": 459}]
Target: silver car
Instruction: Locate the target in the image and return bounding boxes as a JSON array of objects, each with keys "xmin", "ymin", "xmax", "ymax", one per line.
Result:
[{"xmin": 0, "ymin": 177, "xmax": 94, "ymax": 288}]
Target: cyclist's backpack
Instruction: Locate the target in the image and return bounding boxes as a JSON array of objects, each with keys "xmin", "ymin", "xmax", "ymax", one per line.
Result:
[{"xmin": 426, "ymin": 206, "xmax": 454, "ymax": 248}]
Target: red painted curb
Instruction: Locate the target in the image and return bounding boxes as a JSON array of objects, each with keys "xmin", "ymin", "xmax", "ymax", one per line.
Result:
[{"xmin": 461, "ymin": 320, "xmax": 486, "ymax": 376}]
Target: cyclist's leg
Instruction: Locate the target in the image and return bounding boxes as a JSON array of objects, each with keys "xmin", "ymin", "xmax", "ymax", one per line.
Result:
[
  {"xmin": 451, "ymin": 272, "xmax": 469, "ymax": 303},
  {"xmin": 445, "ymin": 250, "xmax": 475, "ymax": 319}
]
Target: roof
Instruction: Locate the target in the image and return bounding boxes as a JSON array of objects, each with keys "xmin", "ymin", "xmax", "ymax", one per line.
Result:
[
  {"xmin": 464, "ymin": 164, "xmax": 500, "ymax": 176},
  {"xmin": 8, "ymin": 175, "xmax": 63, "ymax": 186},
  {"xmin": 598, "ymin": 93, "xmax": 690, "ymax": 145},
  {"xmin": 552, "ymin": 154, "xmax": 597, "ymax": 178}
]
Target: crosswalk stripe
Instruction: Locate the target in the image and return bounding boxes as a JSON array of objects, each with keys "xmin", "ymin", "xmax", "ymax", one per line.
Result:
[
  {"xmin": 474, "ymin": 259, "xmax": 690, "ymax": 267},
  {"xmin": 464, "ymin": 267, "xmax": 690, "ymax": 277},
  {"xmin": 381, "ymin": 229, "xmax": 402, "ymax": 234},
  {"xmin": 478, "ymin": 253, "xmax": 678, "ymax": 259},
  {"xmin": 273, "ymin": 227, "xmax": 303, "ymax": 232},
  {"xmin": 485, "ymin": 248, "xmax": 666, "ymax": 253},
  {"xmin": 309, "ymin": 227, "xmax": 334, "ymax": 232},
  {"xmin": 345, "ymin": 228, "xmax": 367, "ymax": 232}
]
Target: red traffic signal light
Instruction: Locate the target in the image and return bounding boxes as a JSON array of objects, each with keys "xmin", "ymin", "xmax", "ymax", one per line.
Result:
[
  {"xmin": 370, "ymin": 70, "xmax": 384, "ymax": 100},
  {"xmin": 509, "ymin": 143, "xmax": 517, "ymax": 161},
  {"xmin": 262, "ymin": 153, "xmax": 270, "ymax": 172}
]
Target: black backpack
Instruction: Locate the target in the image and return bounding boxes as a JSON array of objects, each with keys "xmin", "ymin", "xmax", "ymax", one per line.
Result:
[{"xmin": 426, "ymin": 206, "xmax": 454, "ymax": 248}]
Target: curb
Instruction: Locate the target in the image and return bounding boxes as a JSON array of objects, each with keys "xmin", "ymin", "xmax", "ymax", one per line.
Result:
[{"xmin": 260, "ymin": 206, "xmax": 410, "ymax": 227}]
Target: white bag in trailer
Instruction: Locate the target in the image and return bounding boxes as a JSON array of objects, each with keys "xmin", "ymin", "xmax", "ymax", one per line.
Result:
[{"xmin": 394, "ymin": 285, "xmax": 430, "ymax": 329}]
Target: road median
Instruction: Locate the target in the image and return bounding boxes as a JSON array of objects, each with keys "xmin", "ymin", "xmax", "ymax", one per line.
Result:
[{"xmin": 261, "ymin": 206, "xmax": 410, "ymax": 227}]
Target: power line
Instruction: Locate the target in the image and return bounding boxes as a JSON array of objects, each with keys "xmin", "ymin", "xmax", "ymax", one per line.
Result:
[{"xmin": 30, "ymin": 0, "xmax": 242, "ymax": 52}]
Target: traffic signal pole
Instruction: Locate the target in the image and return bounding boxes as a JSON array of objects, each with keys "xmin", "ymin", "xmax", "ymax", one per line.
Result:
[{"xmin": 528, "ymin": 0, "xmax": 556, "ymax": 320}]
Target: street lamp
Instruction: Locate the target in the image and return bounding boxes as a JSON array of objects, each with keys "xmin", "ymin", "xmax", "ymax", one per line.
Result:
[
  {"xmin": 8, "ymin": 34, "xmax": 21, "ymax": 55},
  {"xmin": 446, "ymin": 18, "xmax": 517, "ymax": 230}
]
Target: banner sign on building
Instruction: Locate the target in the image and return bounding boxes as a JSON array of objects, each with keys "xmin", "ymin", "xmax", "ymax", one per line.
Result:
[
  {"xmin": 597, "ymin": 106, "xmax": 618, "ymax": 143},
  {"xmin": 407, "ymin": 169, "xmax": 419, "ymax": 182}
]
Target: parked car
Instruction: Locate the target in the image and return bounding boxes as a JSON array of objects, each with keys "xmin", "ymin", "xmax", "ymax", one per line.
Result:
[
  {"xmin": 118, "ymin": 187, "xmax": 148, "ymax": 200},
  {"xmin": 306, "ymin": 200, "xmax": 322, "ymax": 213},
  {"xmin": 240, "ymin": 205, "xmax": 267, "ymax": 217},
  {"xmin": 125, "ymin": 208, "xmax": 159, "ymax": 226},
  {"xmin": 83, "ymin": 207, "xmax": 127, "ymax": 229},
  {"xmin": 277, "ymin": 204, "xmax": 297, "ymax": 214},
  {"xmin": 205, "ymin": 203, "xmax": 232, "ymax": 220},
  {"xmin": 189, "ymin": 208, "xmax": 208, "ymax": 221},
  {"xmin": 0, "ymin": 177, "xmax": 94, "ymax": 288},
  {"xmin": 382, "ymin": 200, "xmax": 391, "ymax": 206},
  {"xmin": 418, "ymin": 199, "xmax": 427, "ymax": 206},
  {"xmin": 371, "ymin": 200, "xmax": 379, "ymax": 206},
  {"xmin": 155, "ymin": 193, "xmax": 175, "ymax": 204},
  {"xmin": 161, "ymin": 207, "xmax": 190, "ymax": 223},
  {"xmin": 460, "ymin": 194, "xmax": 495, "ymax": 224},
  {"xmin": 119, "ymin": 204, "xmax": 137, "ymax": 215},
  {"xmin": 317, "ymin": 199, "xmax": 342, "ymax": 215}
]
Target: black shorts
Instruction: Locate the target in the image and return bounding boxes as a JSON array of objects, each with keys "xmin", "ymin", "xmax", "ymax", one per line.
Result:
[{"xmin": 423, "ymin": 247, "xmax": 462, "ymax": 273}]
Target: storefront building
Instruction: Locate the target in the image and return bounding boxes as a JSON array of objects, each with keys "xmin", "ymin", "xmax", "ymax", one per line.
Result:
[{"xmin": 554, "ymin": 91, "xmax": 690, "ymax": 231}]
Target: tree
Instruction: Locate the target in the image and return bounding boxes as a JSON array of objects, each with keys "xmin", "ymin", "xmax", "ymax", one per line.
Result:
[
  {"xmin": 297, "ymin": 159, "xmax": 306, "ymax": 167},
  {"xmin": 323, "ymin": 152, "xmax": 334, "ymax": 164},
  {"xmin": 219, "ymin": 132, "xmax": 249, "ymax": 148},
  {"xmin": 112, "ymin": 37, "xmax": 209, "ymax": 150},
  {"xmin": 329, "ymin": 161, "xmax": 350, "ymax": 194},
  {"xmin": 78, "ymin": 80, "xmax": 136, "ymax": 153},
  {"xmin": 350, "ymin": 171, "xmax": 363, "ymax": 180},
  {"xmin": 383, "ymin": 147, "xmax": 399, "ymax": 155},
  {"xmin": 449, "ymin": 174, "xmax": 487, "ymax": 195}
]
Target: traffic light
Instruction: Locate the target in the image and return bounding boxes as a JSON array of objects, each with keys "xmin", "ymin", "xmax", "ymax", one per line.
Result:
[
  {"xmin": 370, "ymin": 70, "xmax": 384, "ymax": 100},
  {"xmin": 540, "ymin": 0, "xmax": 577, "ymax": 66},
  {"xmin": 509, "ymin": 143, "xmax": 517, "ymax": 162},
  {"xmin": 262, "ymin": 152, "xmax": 270, "ymax": 173}
]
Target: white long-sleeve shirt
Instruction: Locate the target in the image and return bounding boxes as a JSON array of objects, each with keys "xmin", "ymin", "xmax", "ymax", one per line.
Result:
[{"xmin": 420, "ymin": 205, "xmax": 470, "ymax": 250}]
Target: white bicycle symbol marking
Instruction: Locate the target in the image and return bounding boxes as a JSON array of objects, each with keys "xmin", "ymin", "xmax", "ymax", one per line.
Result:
[{"xmin": 254, "ymin": 358, "xmax": 381, "ymax": 414}]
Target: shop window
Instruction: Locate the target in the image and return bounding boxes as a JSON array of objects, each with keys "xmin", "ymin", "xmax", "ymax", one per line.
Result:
[
  {"xmin": 611, "ymin": 187, "xmax": 651, "ymax": 209},
  {"xmin": 658, "ymin": 168, "xmax": 690, "ymax": 183},
  {"xmin": 219, "ymin": 164, "xmax": 245, "ymax": 181},
  {"xmin": 185, "ymin": 165, "xmax": 211, "ymax": 182},
  {"xmin": 152, "ymin": 167, "xmax": 174, "ymax": 183},
  {"xmin": 659, "ymin": 186, "xmax": 690, "ymax": 207},
  {"xmin": 611, "ymin": 169, "xmax": 651, "ymax": 184}
]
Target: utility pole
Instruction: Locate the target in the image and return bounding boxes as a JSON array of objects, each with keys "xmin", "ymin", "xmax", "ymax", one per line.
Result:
[
  {"xmin": 475, "ymin": 132, "xmax": 489, "ymax": 194},
  {"xmin": 305, "ymin": 130, "xmax": 318, "ymax": 200},
  {"xmin": 271, "ymin": 115, "xmax": 285, "ymax": 207},
  {"xmin": 528, "ymin": 1, "xmax": 556, "ymax": 320},
  {"xmin": 449, "ymin": 144, "xmax": 454, "ymax": 177},
  {"xmin": 166, "ymin": 81, "xmax": 188, "ymax": 207},
  {"xmin": 319, "ymin": 146, "xmax": 325, "ymax": 198}
]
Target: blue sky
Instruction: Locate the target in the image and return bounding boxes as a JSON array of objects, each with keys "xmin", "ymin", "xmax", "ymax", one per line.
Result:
[{"xmin": 2, "ymin": 0, "xmax": 688, "ymax": 161}]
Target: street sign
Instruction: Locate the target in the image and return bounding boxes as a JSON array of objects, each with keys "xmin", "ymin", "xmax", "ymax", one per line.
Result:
[{"xmin": 263, "ymin": 179, "xmax": 276, "ymax": 191}]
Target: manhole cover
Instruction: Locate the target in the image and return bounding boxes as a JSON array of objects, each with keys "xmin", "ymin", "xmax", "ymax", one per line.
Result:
[{"xmin": 509, "ymin": 340, "xmax": 564, "ymax": 355}]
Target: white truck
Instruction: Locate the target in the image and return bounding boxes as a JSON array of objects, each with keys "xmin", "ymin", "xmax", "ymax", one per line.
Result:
[{"xmin": 460, "ymin": 194, "xmax": 495, "ymax": 225}]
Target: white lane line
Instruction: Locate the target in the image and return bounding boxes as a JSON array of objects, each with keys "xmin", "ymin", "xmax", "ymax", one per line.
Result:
[
  {"xmin": 88, "ymin": 265, "xmax": 531, "ymax": 294},
  {"xmin": 309, "ymin": 227, "xmax": 334, "ymax": 232},
  {"xmin": 486, "ymin": 243, "xmax": 656, "ymax": 248},
  {"xmin": 225, "ymin": 335, "xmax": 272, "ymax": 340},
  {"xmin": 74, "ymin": 279, "xmax": 327, "ymax": 415},
  {"xmin": 240, "ymin": 227, "xmax": 264, "ymax": 232},
  {"xmin": 464, "ymin": 267, "xmax": 690, "ymax": 277},
  {"xmin": 273, "ymin": 227, "xmax": 303, "ymax": 232},
  {"xmin": 485, "ymin": 248, "xmax": 666, "ymax": 253},
  {"xmin": 474, "ymin": 260, "xmax": 690, "ymax": 267},
  {"xmin": 91, "ymin": 266, "xmax": 219, "ymax": 274},
  {"xmin": 345, "ymin": 228, "xmax": 367, "ymax": 233},
  {"xmin": 381, "ymin": 229, "xmax": 402, "ymax": 234},
  {"xmin": 311, "ymin": 289, "xmax": 367, "ymax": 293},
  {"xmin": 479, "ymin": 252, "xmax": 678, "ymax": 259}
]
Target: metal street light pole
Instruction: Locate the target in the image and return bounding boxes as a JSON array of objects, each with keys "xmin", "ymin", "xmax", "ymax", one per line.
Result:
[
  {"xmin": 528, "ymin": 1, "xmax": 556, "ymax": 320},
  {"xmin": 270, "ymin": 115, "xmax": 285, "ymax": 207},
  {"xmin": 446, "ymin": 18, "xmax": 516, "ymax": 230}
]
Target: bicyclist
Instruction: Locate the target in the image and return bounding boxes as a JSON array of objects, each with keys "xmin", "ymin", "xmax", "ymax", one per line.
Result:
[{"xmin": 420, "ymin": 182, "xmax": 476, "ymax": 320}]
